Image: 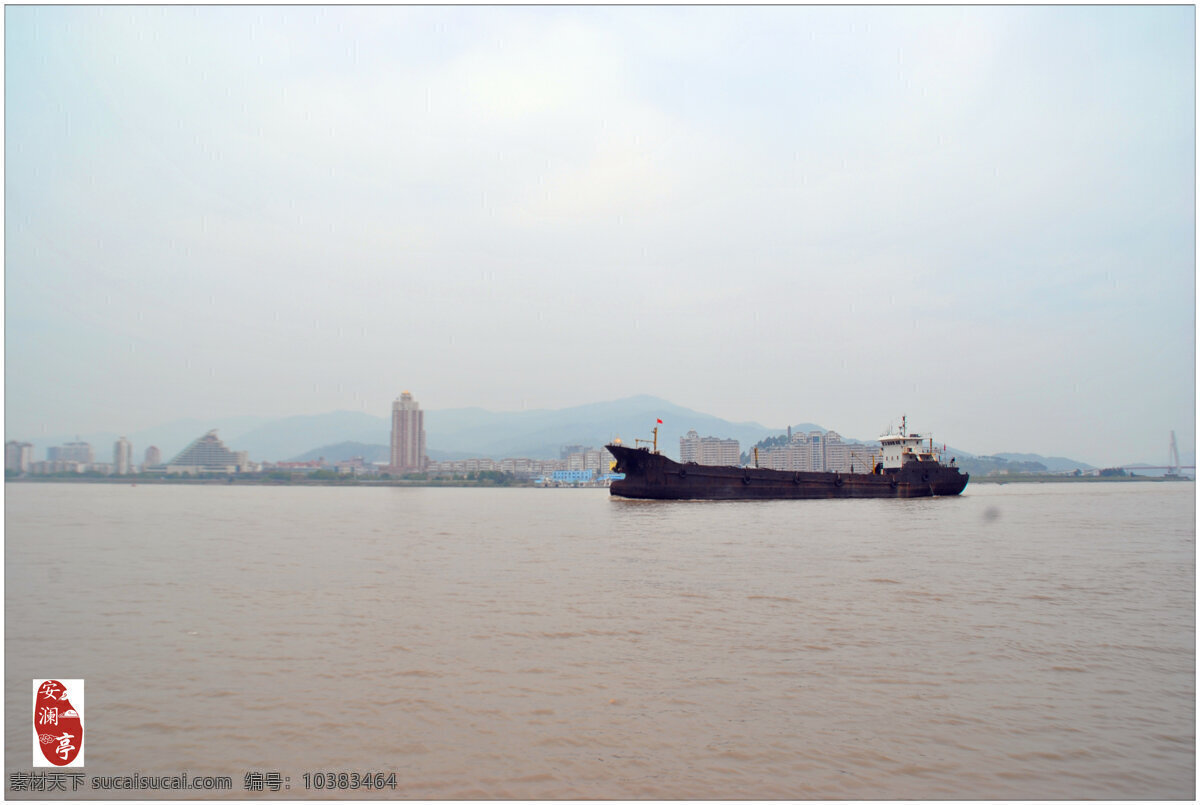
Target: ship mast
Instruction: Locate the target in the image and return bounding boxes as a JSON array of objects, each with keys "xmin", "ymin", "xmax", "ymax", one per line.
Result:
[{"xmin": 635, "ymin": 425, "xmax": 660, "ymax": 454}]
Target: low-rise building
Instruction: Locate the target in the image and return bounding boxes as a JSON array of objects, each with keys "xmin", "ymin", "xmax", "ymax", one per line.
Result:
[
  {"xmin": 551, "ymin": 469, "xmax": 594, "ymax": 484},
  {"xmin": 29, "ymin": 460, "xmax": 87, "ymax": 475}
]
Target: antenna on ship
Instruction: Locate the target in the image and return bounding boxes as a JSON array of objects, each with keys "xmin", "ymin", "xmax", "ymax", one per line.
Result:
[{"xmin": 900, "ymin": 415, "xmax": 907, "ymax": 437}]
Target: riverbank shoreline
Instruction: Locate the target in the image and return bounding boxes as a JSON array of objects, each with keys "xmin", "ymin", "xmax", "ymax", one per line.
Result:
[
  {"xmin": 4, "ymin": 476, "xmax": 539, "ymax": 488},
  {"xmin": 967, "ymin": 474, "xmax": 1192, "ymax": 484},
  {"xmin": 6, "ymin": 474, "xmax": 1190, "ymax": 488}
]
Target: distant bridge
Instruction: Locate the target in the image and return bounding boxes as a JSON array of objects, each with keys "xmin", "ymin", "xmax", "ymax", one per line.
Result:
[
  {"xmin": 1123, "ymin": 432, "xmax": 1194, "ymax": 473},
  {"xmin": 1118, "ymin": 466, "xmax": 1195, "ymax": 471}
]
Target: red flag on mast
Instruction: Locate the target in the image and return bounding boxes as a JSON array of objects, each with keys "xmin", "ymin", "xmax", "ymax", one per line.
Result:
[{"xmin": 656, "ymin": 418, "xmax": 663, "ymax": 424}]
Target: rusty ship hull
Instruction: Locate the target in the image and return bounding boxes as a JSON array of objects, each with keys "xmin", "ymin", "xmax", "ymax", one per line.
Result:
[{"xmin": 607, "ymin": 442, "xmax": 969, "ymax": 500}]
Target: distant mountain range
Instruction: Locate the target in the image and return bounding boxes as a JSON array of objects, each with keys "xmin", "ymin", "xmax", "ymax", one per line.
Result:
[
  {"xmin": 17, "ymin": 395, "xmax": 1162, "ymax": 471},
  {"xmin": 988, "ymin": 452, "xmax": 1098, "ymax": 474},
  {"xmin": 294, "ymin": 395, "xmax": 784, "ymax": 463}
]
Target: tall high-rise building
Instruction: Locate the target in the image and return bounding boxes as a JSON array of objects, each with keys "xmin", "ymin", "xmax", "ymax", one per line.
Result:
[
  {"xmin": 113, "ymin": 437, "xmax": 133, "ymax": 475},
  {"xmin": 807, "ymin": 431, "xmax": 825, "ymax": 471},
  {"xmin": 390, "ymin": 391, "xmax": 426, "ymax": 472},
  {"xmin": 5, "ymin": 441, "xmax": 33, "ymax": 473},
  {"xmin": 144, "ymin": 446, "xmax": 162, "ymax": 468}
]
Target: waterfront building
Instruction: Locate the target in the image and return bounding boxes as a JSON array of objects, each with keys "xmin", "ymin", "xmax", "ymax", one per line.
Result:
[
  {"xmin": 5, "ymin": 441, "xmax": 33, "ymax": 473},
  {"xmin": 29, "ymin": 460, "xmax": 86, "ymax": 474},
  {"xmin": 424, "ymin": 455, "xmax": 575, "ymax": 480},
  {"xmin": 758, "ymin": 439, "xmax": 811, "ymax": 471},
  {"xmin": 269, "ymin": 460, "xmax": 324, "ymax": 475},
  {"xmin": 823, "ymin": 431, "xmax": 847, "ymax": 473},
  {"xmin": 586, "ymin": 448, "xmax": 613, "ymax": 473},
  {"xmin": 679, "ymin": 431, "xmax": 698, "ymax": 462},
  {"xmin": 846, "ymin": 441, "xmax": 880, "ymax": 474},
  {"xmin": 758, "ymin": 444, "xmax": 795, "ymax": 471},
  {"xmin": 113, "ymin": 437, "xmax": 133, "ymax": 475},
  {"xmin": 815, "ymin": 431, "xmax": 877, "ymax": 473},
  {"xmin": 551, "ymin": 469, "xmax": 594, "ymax": 484},
  {"xmin": 144, "ymin": 446, "xmax": 162, "ymax": 469},
  {"xmin": 759, "ymin": 430, "xmax": 878, "ymax": 474},
  {"xmin": 680, "ymin": 430, "xmax": 741, "ymax": 466},
  {"xmin": 166, "ymin": 430, "xmax": 249, "ymax": 474},
  {"xmin": 390, "ymin": 391, "xmax": 426, "ymax": 473},
  {"xmin": 48, "ymin": 441, "xmax": 93, "ymax": 465},
  {"xmin": 808, "ymin": 431, "xmax": 825, "ymax": 471},
  {"xmin": 334, "ymin": 456, "xmax": 375, "ymax": 476},
  {"xmin": 562, "ymin": 446, "xmax": 614, "ymax": 474},
  {"xmin": 500, "ymin": 457, "xmax": 535, "ymax": 477}
]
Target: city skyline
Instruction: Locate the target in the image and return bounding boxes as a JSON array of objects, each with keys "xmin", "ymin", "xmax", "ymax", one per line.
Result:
[
  {"xmin": 6, "ymin": 392, "xmax": 1190, "ymax": 471},
  {"xmin": 5, "ymin": 6, "xmax": 1194, "ymax": 468}
]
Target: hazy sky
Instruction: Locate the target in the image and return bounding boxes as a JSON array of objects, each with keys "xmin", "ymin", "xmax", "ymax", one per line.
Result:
[{"xmin": 5, "ymin": 5, "xmax": 1195, "ymax": 466}]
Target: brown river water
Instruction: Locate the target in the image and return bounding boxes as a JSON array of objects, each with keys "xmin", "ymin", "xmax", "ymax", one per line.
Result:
[{"xmin": 4, "ymin": 481, "xmax": 1195, "ymax": 799}]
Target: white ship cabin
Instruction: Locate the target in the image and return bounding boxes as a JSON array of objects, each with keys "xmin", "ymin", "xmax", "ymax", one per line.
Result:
[{"xmin": 880, "ymin": 431, "xmax": 940, "ymax": 470}]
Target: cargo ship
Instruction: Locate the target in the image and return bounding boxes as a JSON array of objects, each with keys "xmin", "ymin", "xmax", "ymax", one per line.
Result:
[{"xmin": 607, "ymin": 418, "xmax": 968, "ymax": 500}]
